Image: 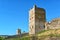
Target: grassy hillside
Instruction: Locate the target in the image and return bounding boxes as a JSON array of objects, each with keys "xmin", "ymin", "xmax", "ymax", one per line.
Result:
[
  {"xmin": 37, "ymin": 29, "xmax": 60, "ymax": 37},
  {"xmin": 3, "ymin": 29, "xmax": 60, "ymax": 40}
]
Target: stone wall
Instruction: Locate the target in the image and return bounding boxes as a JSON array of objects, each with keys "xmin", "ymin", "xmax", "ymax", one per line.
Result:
[{"xmin": 45, "ymin": 18, "xmax": 60, "ymax": 30}]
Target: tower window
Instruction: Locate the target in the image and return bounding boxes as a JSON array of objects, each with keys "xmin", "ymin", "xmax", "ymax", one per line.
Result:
[
  {"xmin": 30, "ymin": 17, "xmax": 33, "ymax": 20},
  {"xmin": 39, "ymin": 27, "xmax": 41, "ymax": 29},
  {"xmin": 30, "ymin": 25, "xmax": 33, "ymax": 32},
  {"xmin": 30, "ymin": 26, "xmax": 33, "ymax": 29},
  {"xmin": 30, "ymin": 18, "xmax": 31, "ymax": 20},
  {"xmin": 44, "ymin": 25, "xmax": 45, "ymax": 28},
  {"xmin": 32, "ymin": 17, "xmax": 33, "ymax": 19},
  {"xmin": 31, "ymin": 26, "xmax": 33, "ymax": 28}
]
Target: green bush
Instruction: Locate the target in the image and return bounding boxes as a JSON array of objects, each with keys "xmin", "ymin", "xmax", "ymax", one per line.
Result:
[{"xmin": 0, "ymin": 37, "xmax": 4, "ymax": 40}]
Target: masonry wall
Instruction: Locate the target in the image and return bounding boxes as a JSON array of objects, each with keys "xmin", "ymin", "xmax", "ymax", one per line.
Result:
[
  {"xmin": 35, "ymin": 7, "xmax": 46, "ymax": 33},
  {"xmin": 45, "ymin": 18, "xmax": 60, "ymax": 30},
  {"xmin": 29, "ymin": 7, "xmax": 35, "ymax": 35},
  {"xmin": 29, "ymin": 5, "xmax": 46, "ymax": 35}
]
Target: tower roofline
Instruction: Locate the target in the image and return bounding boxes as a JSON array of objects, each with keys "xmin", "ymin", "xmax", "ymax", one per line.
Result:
[{"xmin": 33, "ymin": 4, "xmax": 37, "ymax": 8}]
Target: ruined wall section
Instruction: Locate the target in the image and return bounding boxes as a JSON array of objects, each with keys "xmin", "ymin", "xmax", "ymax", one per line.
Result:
[{"xmin": 45, "ymin": 18, "xmax": 60, "ymax": 30}]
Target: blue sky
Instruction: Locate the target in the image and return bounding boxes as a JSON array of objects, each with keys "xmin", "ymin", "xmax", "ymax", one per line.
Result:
[{"xmin": 0, "ymin": 0, "xmax": 60, "ymax": 35}]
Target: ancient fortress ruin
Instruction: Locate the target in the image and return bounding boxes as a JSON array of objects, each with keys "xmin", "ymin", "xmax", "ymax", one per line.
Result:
[
  {"xmin": 2, "ymin": 5, "xmax": 60, "ymax": 40},
  {"xmin": 29, "ymin": 5, "xmax": 60, "ymax": 35}
]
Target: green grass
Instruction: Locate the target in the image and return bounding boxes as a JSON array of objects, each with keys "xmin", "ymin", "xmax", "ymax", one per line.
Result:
[
  {"xmin": 20, "ymin": 36, "xmax": 30, "ymax": 40},
  {"xmin": 37, "ymin": 30, "xmax": 49, "ymax": 34},
  {"xmin": 37, "ymin": 29, "xmax": 60, "ymax": 37},
  {"xmin": 0, "ymin": 37, "xmax": 5, "ymax": 40}
]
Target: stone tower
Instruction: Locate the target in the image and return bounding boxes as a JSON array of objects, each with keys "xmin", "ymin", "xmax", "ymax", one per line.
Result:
[
  {"xmin": 29, "ymin": 5, "xmax": 46, "ymax": 35},
  {"xmin": 16, "ymin": 28, "xmax": 21, "ymax": 36}
]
